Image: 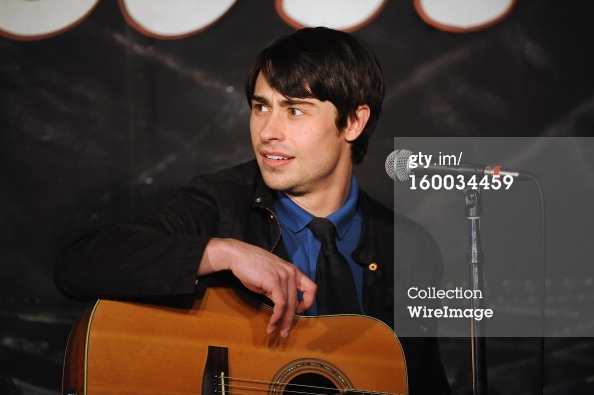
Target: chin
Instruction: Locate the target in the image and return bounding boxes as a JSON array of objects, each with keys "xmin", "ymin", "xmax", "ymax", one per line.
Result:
[
  {"xmin": 261, "ymin": 173, "xmax": 301, "ymax": 195},
  {"xmin": 262, "ymin": 176, "xmax": 292, "ymax": 192}
]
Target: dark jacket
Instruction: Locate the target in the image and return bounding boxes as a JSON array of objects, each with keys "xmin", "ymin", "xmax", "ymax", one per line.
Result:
[{"xmin": 55, "ymin": 160, "xmax": 450, "ymax": 394}]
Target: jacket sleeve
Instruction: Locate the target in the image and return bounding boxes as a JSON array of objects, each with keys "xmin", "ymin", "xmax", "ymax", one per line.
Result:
[
  {"xmin": 393, "ymin": 212, "xmax": 445, "ymax": 337},
  {"xmin": 400, "ymin": 336, "xmax": 451, "ymax": 395},
  {"xmin": 393, "ymin": 213, "xmax": 451, "ymax": 395},
  {"xmin": 54, "ymin": 175, "xmax": 222, "ymax": 301}
]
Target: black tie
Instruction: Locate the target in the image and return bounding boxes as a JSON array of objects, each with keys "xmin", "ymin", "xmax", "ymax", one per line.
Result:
[{"xmin": 307, "ymin": 217, "xmax": 361, "ymax": 315}]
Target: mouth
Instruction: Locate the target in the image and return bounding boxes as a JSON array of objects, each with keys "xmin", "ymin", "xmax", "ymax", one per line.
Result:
[
  {"xmin": 260, "ymin": 151, "xmax": 294, "ymax": 167},
  {"xmin": 265, "ymin": 154, "xmax": 290, "ymax": 160}
]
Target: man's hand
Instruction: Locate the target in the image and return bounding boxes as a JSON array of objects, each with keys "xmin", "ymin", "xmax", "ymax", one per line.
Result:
[{"xmin": 199, "ymin": 238, "xmax": 317, "ymax": 337}]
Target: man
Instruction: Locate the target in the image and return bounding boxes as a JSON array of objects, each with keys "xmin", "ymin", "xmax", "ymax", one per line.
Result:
[{"xmin": 55, "ymin": 27, "xmax": 450, "ymax": 394}]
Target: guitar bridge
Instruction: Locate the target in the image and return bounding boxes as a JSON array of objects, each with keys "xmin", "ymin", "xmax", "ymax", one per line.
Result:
[{"xmin": 202, "ymin": 345, "xmax": 229, "ymax": 395}]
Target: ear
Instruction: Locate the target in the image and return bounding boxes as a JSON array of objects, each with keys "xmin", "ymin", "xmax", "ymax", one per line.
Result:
[{"xmin": 344, "ymin": 105, "xmax": 371, "ymax": 142}]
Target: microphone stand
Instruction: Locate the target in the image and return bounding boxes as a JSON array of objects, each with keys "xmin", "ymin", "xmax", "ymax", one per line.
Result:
[{"xmin": 464, "ymin": 187, "xmax": 488, "ymax": 395}]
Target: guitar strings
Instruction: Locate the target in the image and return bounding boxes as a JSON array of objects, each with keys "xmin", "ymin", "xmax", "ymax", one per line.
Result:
[{"xmin": 217, "ymin": 376, "xmax": 403, "ymax": 395}]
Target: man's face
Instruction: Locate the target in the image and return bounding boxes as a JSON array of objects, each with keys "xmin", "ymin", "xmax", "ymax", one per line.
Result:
[{"xmin": 250, "ymin": 73, "xmax": 354, "ymax": 198}]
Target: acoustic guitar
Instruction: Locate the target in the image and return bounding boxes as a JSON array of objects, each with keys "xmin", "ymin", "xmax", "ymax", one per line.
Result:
[{"xmin": 62, "ymin": 286, "xmax": 407, "ymax": 394}]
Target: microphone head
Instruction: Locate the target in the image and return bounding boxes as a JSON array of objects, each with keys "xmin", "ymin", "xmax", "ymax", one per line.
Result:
[{"xmin": 385, "ymin": 149, "xmax": 413, "ymax": 182}]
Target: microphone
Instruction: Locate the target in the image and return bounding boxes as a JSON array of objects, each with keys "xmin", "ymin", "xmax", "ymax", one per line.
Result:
[{"xmin": 385, "ymin": 149, "xmax": 533, "ymax": 182}]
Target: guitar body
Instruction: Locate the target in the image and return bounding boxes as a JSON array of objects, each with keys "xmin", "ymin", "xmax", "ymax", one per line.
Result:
[{"xmin": 63, "ymin": 286, "xmax": 407, "ymax": 394}]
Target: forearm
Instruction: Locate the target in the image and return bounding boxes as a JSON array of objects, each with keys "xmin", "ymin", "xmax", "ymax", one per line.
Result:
[
  {"xmin": 55, "ymin": 178, "xmax": 225, "ymax": 300},
  {"xmin": 55, "ymin": 223, "xmax": 209, "ymax": 301},
  {"xmin": 198, "ymin": 238, "xmax": 274, "ymax": 276},
  {"xmin": 197, "ymin": 238, "xmax": 232, "ymax": 276}
]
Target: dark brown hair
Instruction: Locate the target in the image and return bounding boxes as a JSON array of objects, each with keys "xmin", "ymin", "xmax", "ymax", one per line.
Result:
[{"xmin": 245, "ymin": 27, "xmax": 385, "ymax": 164}]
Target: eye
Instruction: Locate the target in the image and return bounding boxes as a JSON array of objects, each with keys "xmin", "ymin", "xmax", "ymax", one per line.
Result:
[
  {"xmin": 289, "ymin": 107, "xmax": 304, "ymax": 117},
  {"xmin": 253, "ymin": 103, "xmax": 270, "ymax": 113}
]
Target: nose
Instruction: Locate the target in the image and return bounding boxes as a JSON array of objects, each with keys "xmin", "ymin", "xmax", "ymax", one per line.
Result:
[{"xmin": 257, "ymin": 111, "xmax": 284, "ymax": 143}]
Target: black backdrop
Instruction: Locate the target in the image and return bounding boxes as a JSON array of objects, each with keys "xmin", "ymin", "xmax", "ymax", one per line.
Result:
[{"xmin": 2, "ymin": 1, "xmax": 594, "ymax": 393}]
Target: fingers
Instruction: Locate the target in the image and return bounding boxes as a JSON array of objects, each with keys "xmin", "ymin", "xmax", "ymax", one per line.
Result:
[
  {"xmin": 267, "ymin": 293, "xmax": 291, "ymax": 337},
  {"xmin": 296, "ymin": 273, "xmax": 317, "ymax": 314},
  {"xmin": 265, "ymin": 266, "xmax": 317, "ymax": 338},
  {"xmin": 210, "ymin": 238, "xmax": 318, "ymax": 338},
  {"xmin": 266, "ymin": 265, "xmax": 301, "ymax": 337}
]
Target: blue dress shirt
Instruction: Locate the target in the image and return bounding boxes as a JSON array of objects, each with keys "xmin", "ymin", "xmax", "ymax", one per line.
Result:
[{"xmin": 274, "ymin": 175, "xmax": 364, "ymax": 315}]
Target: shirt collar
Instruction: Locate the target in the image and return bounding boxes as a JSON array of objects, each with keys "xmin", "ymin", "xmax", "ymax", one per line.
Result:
[{"xmin": 274, "ymin": 175, "xmax": 360, "ymax": 239}]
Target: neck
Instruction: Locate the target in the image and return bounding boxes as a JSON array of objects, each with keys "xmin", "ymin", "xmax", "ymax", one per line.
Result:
[{"xmin": 285, "ymin": 173, "xmax": 353, "ymax": 218}]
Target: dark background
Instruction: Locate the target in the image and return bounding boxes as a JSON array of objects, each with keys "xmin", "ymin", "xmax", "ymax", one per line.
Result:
[{"xmin": 2, "ymin": 1, "xmax": 593, "ymax": 394}]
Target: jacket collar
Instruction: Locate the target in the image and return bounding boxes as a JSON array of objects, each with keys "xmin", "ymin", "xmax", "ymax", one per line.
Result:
[{"xmin": 250, "ymin": 166, "xmax": 383, "ymax": 271}]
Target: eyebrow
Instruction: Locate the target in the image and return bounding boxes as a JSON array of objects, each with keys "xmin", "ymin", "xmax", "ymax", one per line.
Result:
[{"xmin": 252, "ymin": 95, "xmax": 316, "ymax": 107}]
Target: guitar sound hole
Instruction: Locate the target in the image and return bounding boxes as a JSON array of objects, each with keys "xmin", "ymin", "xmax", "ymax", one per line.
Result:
[{"xmin": 284, "ymin": 373, "xmax": 340, "ymax": 395}]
